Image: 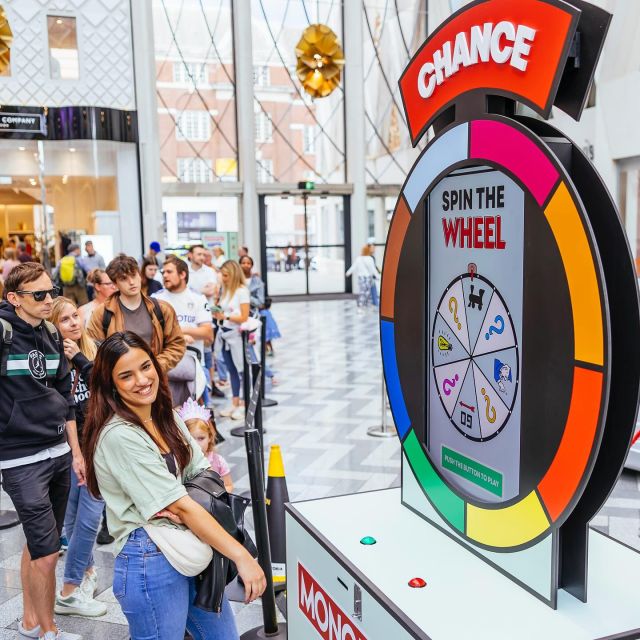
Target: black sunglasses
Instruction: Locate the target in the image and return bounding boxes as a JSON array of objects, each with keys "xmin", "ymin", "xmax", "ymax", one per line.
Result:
[{"xmin": 15, "ymin": 287, "xmax": 60, "ymax": 302}]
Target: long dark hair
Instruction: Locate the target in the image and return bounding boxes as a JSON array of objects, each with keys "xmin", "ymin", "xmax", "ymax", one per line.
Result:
[{"xmin": 83, "ymin": 331, "xmax": 192, "ymax": 497}]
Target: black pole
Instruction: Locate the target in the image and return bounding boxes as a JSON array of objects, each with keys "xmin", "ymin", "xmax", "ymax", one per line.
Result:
[
  {"xmin": 260, "ymin": 314, "xmax": 278, "ymax": 408},
  {"xmin": 251, "ymin": 361, "xmax": 265, "ymax": 470},
  {"xmin": 241, "ymin": 429, "xmax": 286, "ymax": 639},
  {"xmin": 231, "ymin": 331, "xmax": 254, "ymax": 438}
]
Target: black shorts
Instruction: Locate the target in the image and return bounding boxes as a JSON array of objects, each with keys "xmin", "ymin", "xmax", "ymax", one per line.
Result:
[{"xmin": 1, "ymin": 452, "xmax": 72, "ymax": 560}]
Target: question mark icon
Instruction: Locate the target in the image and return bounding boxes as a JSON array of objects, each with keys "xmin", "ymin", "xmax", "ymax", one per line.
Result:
[
  {"xmin": 443, "ymin": 374, "xmax": 459, "ymax": 396},
  {"xmin": 485, "ymin": 315, "xmax": 505, "ymax": 340},
  {"xmin": 481, "ymin": 388, "xmax": 497, "ymax": 423},
  {"xmin": 448, "ymin": 297, "xmax": 461, "ymax": 330}
]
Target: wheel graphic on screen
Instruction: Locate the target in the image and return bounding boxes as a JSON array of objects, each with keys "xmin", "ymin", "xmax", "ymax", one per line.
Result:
[{"xmin": 432, "ymin": 272, "xmax": 519, "ymax": 442}]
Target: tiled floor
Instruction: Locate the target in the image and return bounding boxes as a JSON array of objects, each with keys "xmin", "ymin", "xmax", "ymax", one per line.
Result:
[{"xmin": 0, "ymin": 299, "xmax": 638, "ymax": 638}]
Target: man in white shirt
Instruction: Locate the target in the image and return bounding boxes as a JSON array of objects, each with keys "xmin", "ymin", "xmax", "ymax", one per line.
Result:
[
  {"xmin": 153, "ymin": 255, "xmax": 212, "ymax": 363},
  {"xmin": 187, "ymin": 244, "xmax": 218, "ymax": 302}
]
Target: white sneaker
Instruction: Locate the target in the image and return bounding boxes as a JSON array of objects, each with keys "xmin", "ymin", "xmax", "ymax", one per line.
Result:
[
  {"xmin": 230, "ymin": 407, "xmax": 245, "ymax": 421},
  {"xmin": 18, "ymin": 620, "xmax": 40, "ymax": 638},
  {"xmin": 39, "ymin": 631, "xmax": 77, "ymax": 639},
  {"xmin": 54, "ymin": 587, "xmax": 107, "ymax": 617},
  {"xmin": 219, "ymin": 405, "xmax": 236, "ymax": 417},
  {"xmin": 80, "ymin": 567, "xmax": 98, "ymax": 597}
]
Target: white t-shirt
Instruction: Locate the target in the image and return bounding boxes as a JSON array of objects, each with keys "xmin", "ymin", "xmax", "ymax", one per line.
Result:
[
  {"xmin": 153, "ymin": 288, "xmax": 211, "ymax": 361},
  {"xmin": 188, "ymin": 264, "xmax": 218, "ymax": 302},
  {"xmin": 220, "ymin": 286, "xmax": 250, "ymax": 329}
]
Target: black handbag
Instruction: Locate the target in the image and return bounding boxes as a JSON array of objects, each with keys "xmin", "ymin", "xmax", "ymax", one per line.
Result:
[{"xmin": 184, "ymin": 468, "xmax": 257, "ymax": 612}]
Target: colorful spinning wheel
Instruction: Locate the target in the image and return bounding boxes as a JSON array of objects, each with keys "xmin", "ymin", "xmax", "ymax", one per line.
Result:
[{"xmin": 380, "ymin": 116, "xmax": 608, "ymax": 550}]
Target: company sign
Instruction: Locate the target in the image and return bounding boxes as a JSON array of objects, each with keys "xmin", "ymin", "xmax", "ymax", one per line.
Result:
[
  {"xmin": 0, "ymin": 112, "xmax": 46, "ymax": 134},
  {"xmin": 399, "ymin": 0, "xmax": 579, "ymax": 144},
  {"xmin": 298, "ymin": 563, "xmax": 367, "ymax": 640}
]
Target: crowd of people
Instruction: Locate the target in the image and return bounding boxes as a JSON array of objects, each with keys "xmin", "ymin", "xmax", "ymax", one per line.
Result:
[{"xmin": 0, "ymin": 240, "xmax": 282, "ymax": 640}]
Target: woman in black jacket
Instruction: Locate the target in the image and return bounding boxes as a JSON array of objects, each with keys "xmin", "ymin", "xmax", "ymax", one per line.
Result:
[{"xmin": 49, "ymin": 297, "xmax": 107, "ymax": 618}]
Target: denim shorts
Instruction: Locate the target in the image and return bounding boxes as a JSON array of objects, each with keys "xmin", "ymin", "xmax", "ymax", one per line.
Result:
[
  {"xmin": 1, "ymin": 452, "xmax": 71, "ymax": 560},
  {"xmin": 114, "ymin": 528, "xmax": 239, "ymax": 640}
]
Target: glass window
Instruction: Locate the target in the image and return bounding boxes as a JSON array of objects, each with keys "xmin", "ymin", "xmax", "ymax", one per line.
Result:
[
  {"xmin": 303, "ymin": 125, "xmax": 316, "ymax": 154},
  {"xmin": 47, "ymin": 16, "xmax": 79, "ymax": 80},
  {"xmin": 177, "ymin": 158, "xmax": 213, "ymax": 183},
  {"xmin": 253, "ymin": 65, "xmax": 270, "ymax": 87},
  {"xmin": 256, "ymin": 159, "xmax": 274, "ymax": 183},
  {"xmin": 0, "ymin": 140, "xmax": 140, "ymax": 267},
  {"xmin": 175, "ymin": 111, "xmax": 211, "ymax": 141},
  {"xmin": 173, "ymin": 61, "xmax": 207, "ymax": 86},
  {"xmin": 255, "ymin": 112, "xmax": 273, "ymax": 143},
  {"xmin": 153, "ymin": 0, "xmax": 237, "ymax": 184},
  {"xmin": 363, "ymin": 1, "xmax": 426, "ymax": 185},
  {"xmin": 251, "ymin": 1, "xmax": 345, "ymax": 184}
]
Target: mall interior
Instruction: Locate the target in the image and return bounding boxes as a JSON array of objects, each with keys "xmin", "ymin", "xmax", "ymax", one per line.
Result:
[{"xmin": 0, "ymin": 0, "xmax": 639, "ymax": 639}]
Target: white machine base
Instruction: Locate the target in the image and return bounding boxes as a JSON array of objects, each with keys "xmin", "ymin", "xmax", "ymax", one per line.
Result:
[{"xmin": 286, "ymin": 489, "xmax": 640, "ymax": 640}]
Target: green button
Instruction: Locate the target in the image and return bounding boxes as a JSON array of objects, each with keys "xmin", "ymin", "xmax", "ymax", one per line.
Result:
[{"xmin": 360, "ymin": 536, "xmax": 377, "ymax": 545}]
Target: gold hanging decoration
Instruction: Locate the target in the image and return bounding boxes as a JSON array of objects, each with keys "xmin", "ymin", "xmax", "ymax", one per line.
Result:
[
  {"xmin": 0, "ymin": 6, "xmax": 12, "ymax": 75},
  {"xmin": 295, "ymin": 24, "xmax": 344, "ymax": 99}
]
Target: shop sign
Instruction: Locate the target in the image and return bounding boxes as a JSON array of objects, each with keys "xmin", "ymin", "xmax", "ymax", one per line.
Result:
[
  {"xmin": 0, "ymin": 112, "xmax": 46, "ymax": 134},
  {"xmin": 298, "ymin": 563, "xmax": 367, "ymax": 640}
]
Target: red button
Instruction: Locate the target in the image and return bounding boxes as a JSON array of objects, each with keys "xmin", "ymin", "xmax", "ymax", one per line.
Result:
[{"xmin": 408, "ymin": 577, "xmax": 426, "ymax": 588}]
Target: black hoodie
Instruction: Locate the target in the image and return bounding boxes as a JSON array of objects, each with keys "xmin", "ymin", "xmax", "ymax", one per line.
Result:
[{"xmin": 0, "ymin": 301, "xmax": 75, "ymax": 461}]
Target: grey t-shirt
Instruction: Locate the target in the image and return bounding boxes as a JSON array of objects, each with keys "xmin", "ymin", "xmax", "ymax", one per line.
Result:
[{"xmin": 119, "ymin": 300, "xmax": 153, "ymax": 346}]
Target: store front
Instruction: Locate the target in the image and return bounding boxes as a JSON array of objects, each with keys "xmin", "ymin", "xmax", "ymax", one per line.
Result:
[{"xmin": 0, "ymin": 108, "xmax": 140, "ymax": 268}]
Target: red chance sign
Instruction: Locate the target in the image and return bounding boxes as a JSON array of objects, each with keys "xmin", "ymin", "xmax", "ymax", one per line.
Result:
[
  {"xmin": 399, "ymin": 0, "xmax": 579, "ymax": 144},
  {"xmin": 298, "ymin": 563, "xmax": 368, "ymax": 640}
]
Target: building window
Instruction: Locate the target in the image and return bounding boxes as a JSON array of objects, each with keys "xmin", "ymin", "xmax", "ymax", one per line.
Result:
[
  {"xmin": 256, "ymin": 159, "xmax": 274, "ymax": 183},
  {"xmin": 173, "ymin": 61, "xmax": 207, "ymax": 86},
  {"xmin": 303, "ymin": 125, "xmax": 316, "ymax": 154},
  {"xmin": 175, "ymin": 111, "xmax": 211, "ymax": 141},
  {"xmin": 255, "ymin": 112, "xmax": 273, "ymax": 143},
  {"xmin": 253, "ymin": 66, "xmax": 270, "ymax": 87},
  {"xmin": 177, "ymin": 158, "xmax": 213, "ymax": 183},
  {"xmin": 47, "ymin": 15, "xmax": 79, "ymax": 80}
]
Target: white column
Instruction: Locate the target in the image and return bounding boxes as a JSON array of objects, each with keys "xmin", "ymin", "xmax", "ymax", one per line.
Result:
[
  {"xmin": 344, "ymin": 0, "xmax": 368, "ymax": 261},
  {"xmin": 232, "ymin": 0, "xmax": 260, "ymax": 257},
  {"xmin": 130, "ymin": 0, "xmax": 164, "ymax": 255}
]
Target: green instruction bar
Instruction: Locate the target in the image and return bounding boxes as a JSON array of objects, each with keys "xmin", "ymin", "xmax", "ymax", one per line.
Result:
[{"xmin": 441, "ymin": 446, "xmax": 503, "ymax": 497}]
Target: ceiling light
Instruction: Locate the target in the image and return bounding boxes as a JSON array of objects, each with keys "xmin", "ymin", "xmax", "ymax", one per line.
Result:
[
  {"xmin": 56, "ymin": 18, "xmax": 63, "ymax": 24},
  {"xmin": 29, "ymin": 178, "xmax": 37, "ymax": 186},
  {"xmin": 69, "ymin": 147, "xmax": 76, "ymax": 153},
  {"xmin": 62, "ymin": 174, "xmax": 68, "ymax": 184},
  {"xmin": 18, "ymin": 146, "xmax": 25, "ymax": 151}
]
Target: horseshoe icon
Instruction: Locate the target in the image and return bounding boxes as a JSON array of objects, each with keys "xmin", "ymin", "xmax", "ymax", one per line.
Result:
[{"xmin": 481, "ymin": 388, "xmax": 496, "ymax": 423}]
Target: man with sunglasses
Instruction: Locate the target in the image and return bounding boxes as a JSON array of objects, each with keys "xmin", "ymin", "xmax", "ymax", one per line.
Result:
[{"xmin": 0, "ymin": 263, "xmax": 83, "ymax": 640}]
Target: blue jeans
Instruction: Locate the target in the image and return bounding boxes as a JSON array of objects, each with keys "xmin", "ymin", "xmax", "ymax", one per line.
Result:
[
  {"xmin": 114, "ymin": 528, "xmax": 239, "ymax": 640},
  {"xmin": 63, "ymin": 466, "xmax": 104, "ymax": 584},
  {"xmin": 221, "ymin": 348, "xmax": 241, "ymax": 398}
]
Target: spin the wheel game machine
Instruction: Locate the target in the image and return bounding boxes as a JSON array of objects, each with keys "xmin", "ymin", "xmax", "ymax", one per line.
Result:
[{"xmin": 285, "ymin": 1, "xmax": 640, "ymax": 638}]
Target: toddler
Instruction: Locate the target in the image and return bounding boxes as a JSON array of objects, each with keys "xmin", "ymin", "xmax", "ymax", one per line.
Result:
[{"xmin": 178, "ymin": 398, "xmax": 233, "ymax": 492}]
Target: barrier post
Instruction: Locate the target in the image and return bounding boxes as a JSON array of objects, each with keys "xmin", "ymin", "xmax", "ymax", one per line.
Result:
[
  {"xmin": 231, "ymin": 331, "xmax": 254, "ymax": 438},
  {"xmin": 367, "ymin": 375, "xmax": 396, "ymax": 437},
  {"xmin": 240, "ymin": 429, "xmax": 287, "ymax": 640}
]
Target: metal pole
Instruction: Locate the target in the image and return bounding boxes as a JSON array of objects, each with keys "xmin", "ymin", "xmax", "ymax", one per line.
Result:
[
  {"xmin": 367, "ymin": 375, "xmax": 396, "ymax": 437},
  {"xmin": 303, "ymin": 191, "xmax": 309, "ymax": 295},
  {"xmin": 231, "ymin": 331, "xmax": 253, "ymax": 438},
  {"xmin": 240, "ymin": 429, "xmax": 286, "ymax": 639}
]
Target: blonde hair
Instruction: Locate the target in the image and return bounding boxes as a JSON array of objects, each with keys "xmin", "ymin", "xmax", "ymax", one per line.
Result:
[
  {"xmin": 50, "ymin": 297, "xmax": 98, "ymax": 361},
  {"xmin": 360, "ymin": 244, "xmax": 372, "ymax": 256},
  {"xmin": 185, "ymin": 417, "xmax": 217, "ymax": 455},
  {"xmin": 220, "ymin": 260, "xmax": 246, "ymax": 301}
]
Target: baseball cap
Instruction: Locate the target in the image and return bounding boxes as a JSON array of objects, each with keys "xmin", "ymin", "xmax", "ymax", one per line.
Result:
[{"xmin": 149, "ymin": 241, "xmax": 161, "ymax": 253}]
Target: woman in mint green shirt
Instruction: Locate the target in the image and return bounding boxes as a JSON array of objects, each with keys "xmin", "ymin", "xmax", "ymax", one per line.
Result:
[{"xmin": 82, "ymin": 331, "xmax": 265, "ymax": 640}]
